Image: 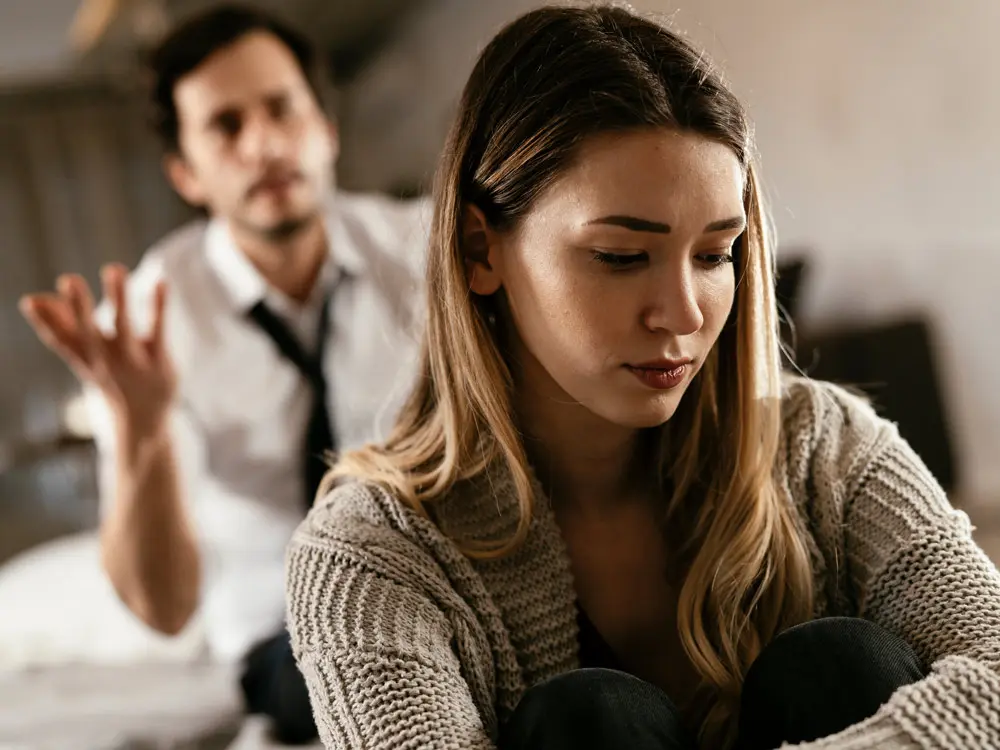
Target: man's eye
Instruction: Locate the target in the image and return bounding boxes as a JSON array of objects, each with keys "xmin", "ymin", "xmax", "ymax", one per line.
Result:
[{"xmin": 215, "ymin": 113, "xmax": 242, "ymax": 137}]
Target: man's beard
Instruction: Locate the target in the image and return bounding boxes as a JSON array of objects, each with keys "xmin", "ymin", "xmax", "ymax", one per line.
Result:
[{"xmin": 236, "ymin": 210, "xmax": 319, "ymax": 244}]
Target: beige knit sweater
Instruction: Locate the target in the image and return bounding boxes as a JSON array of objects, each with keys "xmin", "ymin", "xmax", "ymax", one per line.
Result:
[{"xmin": 286, "ymin": 378, "xmax": 1000, "ymax": 749}]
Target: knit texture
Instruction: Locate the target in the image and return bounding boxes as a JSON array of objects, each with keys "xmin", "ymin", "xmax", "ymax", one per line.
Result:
[{"xmin": 286, "ymin": 377, "xmax": 1000, "ymax": 749}]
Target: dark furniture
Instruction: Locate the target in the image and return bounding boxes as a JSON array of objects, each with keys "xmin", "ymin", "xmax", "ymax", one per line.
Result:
[{"xmin": 777, "ymin": 258, "xmax": 958, "ymax": 493}]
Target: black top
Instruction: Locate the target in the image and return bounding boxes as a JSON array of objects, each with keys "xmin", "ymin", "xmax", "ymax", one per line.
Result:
[{"xmin": 576, "ymin": 604, "xmax": 624, "ymax": 670}]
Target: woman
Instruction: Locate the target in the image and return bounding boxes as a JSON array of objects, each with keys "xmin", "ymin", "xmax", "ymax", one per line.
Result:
[{"xmin": 286, "ymin": 6, "xmax": 1000, "ymax": 749}]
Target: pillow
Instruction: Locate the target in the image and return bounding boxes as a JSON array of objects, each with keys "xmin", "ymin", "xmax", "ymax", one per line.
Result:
[{"xmin": 0, "ymin": 531, "xmax": 207, "ymax": 671}]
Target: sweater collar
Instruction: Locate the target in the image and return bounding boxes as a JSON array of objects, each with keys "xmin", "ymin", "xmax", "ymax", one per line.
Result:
[{"xmin": 433, "ymin": 460, "xmax": 580, "ymax": 719}]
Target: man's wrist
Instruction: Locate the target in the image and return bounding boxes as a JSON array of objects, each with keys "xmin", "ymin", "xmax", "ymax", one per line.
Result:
[{"xmin": 114, "ymin": 412, "xmax": 172, "ymax": 471}]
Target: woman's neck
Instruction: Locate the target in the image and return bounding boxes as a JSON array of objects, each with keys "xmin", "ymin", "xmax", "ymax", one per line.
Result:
[{"xmin": 515, "ymin": 365, "xmax": 646, "ymax": 514}]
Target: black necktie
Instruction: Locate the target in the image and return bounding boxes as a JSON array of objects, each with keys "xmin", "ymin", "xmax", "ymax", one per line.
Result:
[{"xmin": 247, "ymin": 295, "xmax": 335, "ymax": 509}]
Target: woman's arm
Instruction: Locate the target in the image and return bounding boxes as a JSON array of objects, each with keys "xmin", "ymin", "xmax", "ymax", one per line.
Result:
[
  {"xmin": 788, "ymin": 383, "xmax": 1000, "ymax": 749},
  {"xmin": 285, "ymin": 483, "xmax": 498, "ymax": 750}
]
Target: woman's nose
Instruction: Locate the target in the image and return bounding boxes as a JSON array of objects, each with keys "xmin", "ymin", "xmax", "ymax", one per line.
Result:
[{"xmin": 641, "ymin": 264, "xmax": 704, "ymax": 336}]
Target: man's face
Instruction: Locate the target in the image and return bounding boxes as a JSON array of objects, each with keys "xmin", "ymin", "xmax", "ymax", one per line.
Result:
[{"xmin": 168, "ymin": 31, "xmax": 337, "ymax": 240}]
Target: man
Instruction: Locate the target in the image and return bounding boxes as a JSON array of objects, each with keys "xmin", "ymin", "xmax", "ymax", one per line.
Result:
[{"xmin": 19, "ymin": 4, "xmax": 428, "ymax": 743}]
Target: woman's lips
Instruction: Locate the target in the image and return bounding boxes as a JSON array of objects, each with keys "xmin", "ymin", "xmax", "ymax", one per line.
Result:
[{"xmin": 625, "ymin": 360, "xmax": 690, "ymax": 390}]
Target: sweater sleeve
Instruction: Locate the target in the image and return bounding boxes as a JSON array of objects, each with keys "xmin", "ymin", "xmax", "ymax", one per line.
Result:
[
  {"xmin": 786, "ymin": 383, "xmax": 1000, "ymax": 749},
  {"xmin": 285, "ymin": 483, "xmax": 497, "ymax": 750}
]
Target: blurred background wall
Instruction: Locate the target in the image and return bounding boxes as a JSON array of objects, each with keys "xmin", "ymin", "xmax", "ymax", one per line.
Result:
[{"xmin": 2, "ymin": 0, "xmax": 998, "ymax": 563}]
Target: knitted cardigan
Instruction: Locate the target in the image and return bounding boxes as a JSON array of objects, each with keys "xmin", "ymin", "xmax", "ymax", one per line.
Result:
[{"xmin": 286, "ymin": 378, "xmax": 1000, "ymax": 749}]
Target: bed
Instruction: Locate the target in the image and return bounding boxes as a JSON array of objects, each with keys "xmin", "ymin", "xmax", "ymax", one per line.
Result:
[{"xmin": 0, "ymin": 533, "xmax": 321, "ymax": 750}]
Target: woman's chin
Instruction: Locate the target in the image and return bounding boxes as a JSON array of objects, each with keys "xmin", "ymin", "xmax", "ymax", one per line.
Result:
[
  {"xmin": 624, "ymin": 409, "xmax": 679, "ymax": 430},
  {"xmin": 596, "ymin": 394, "xmax": 683, "ymax": 430}
]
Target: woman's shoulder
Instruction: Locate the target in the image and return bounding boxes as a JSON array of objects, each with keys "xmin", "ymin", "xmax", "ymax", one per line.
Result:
[
  {"xmin": 290, "ymin": 479, "xmax": 439, "ymax": 561},
  {"xmin": 285, "ymin": 476, "xmax": 506, "ymax": 649},
  {"xmin": 780, "ymin": 374, "xmax": 892, "ymax": 460},
  {"xmin": 777, "ymin": 374, "xmax": 907, "ymax": 512},
  {"xmin": 288, "ymin": 476, "xmax": 495, "ymax": 588}
]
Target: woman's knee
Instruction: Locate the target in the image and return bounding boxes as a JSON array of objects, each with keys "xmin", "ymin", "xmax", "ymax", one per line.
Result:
[
  {"xmin": 745, "ymin": 617, "xmax": 924, "ymax": 695},
  {"xmin": 501, "ymin": 669, "xmax": 694, "ymax": 750},
  {"xmin": 507, "ymin": 669, "xmax": 660, "ymax": 731},
  {"xmin": 739, "ymin": 617, "xmax": 924, "ymax": 749}
]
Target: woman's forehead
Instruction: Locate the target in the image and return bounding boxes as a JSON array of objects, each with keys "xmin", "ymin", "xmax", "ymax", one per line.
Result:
[{"xmin": 525, "ymin": 130, "xmax": 746, "ymax": 231}]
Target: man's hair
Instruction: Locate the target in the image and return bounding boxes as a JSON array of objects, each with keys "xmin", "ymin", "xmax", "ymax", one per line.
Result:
[{"xmin": 144, "ymin": 3, "xmax": 322, "ymax": 153}]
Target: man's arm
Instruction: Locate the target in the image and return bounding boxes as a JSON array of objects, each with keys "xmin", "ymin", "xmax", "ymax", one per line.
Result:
[
  {"xmin": 96, "ymin": 410, "xmax": 201, "ymax": 635},
  {"xmin": 23, "ymin": 264, "xmax": 202, "ymax": 636}
]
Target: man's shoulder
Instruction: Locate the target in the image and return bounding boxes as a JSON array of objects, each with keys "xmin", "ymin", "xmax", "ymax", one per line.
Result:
[
  {"xmin": 336, "ymin": 190, "xmax": 432, "ymax": 226},
  {"xmin": 113, "ymin": 219, "xmax": 211, "ymax": 305},
  {"xmin": 334, "ymin": 190, "xmax": 432, "ymax": 265},
  {"xmin": 95, "ymin": 218, "xmax": 218, "ymax": 344},
  {"xmin": 137, "ymin": 218, "xmax": 212, "ymax": 281}
]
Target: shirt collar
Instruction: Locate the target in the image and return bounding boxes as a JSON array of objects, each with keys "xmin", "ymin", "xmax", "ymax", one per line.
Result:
[{"xmin": 205, "ymin": 194, "xmax": 362, "ymax": 313}]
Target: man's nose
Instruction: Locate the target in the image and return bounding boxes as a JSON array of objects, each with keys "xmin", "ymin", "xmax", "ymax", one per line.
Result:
[{"xmin": 238, "ymin": 113, "xmax": 287, "ymax": 163}]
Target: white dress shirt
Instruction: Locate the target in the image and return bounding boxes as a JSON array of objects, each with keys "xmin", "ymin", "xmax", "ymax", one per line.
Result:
[{"xmin": 86, "ymin": 190, "xmax": 430, "ymax": 661}]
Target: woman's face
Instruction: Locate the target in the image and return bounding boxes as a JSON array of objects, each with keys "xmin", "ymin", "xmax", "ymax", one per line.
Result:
[{"xmin": 475, "ymin": 129, "xmax": 744, "ymax": 430}]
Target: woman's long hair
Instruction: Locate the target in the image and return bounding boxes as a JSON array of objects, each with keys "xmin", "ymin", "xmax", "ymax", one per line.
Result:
[{"xmin": 326, "ymin": 6, "xmax": 813, "ymax": 746}]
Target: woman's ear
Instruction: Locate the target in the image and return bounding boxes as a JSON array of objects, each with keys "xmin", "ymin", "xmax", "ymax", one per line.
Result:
[{"xmin": 462, "ymin": 203, "xmax": 503, "ymax": 296}]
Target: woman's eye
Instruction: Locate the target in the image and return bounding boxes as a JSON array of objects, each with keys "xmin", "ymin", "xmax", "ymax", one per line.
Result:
[
  {"xmin": 697, "ymin": 252, "xmax": 735, "ymax": 268},
  {"xmin": 591, "ymin": 251, "xmax": 648, "ymax": 269}
]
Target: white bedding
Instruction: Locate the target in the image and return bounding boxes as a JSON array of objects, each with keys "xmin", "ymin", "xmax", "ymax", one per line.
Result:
[
  {"xmin": 0, "ymin": 662, "xmax": 243, "ymax": 750},
  {"xmin": 0, "ymin": 535, "xmax": 322, "ymax": 749},
  {"xmin": 0, "ymin": 533, "xmax": 206, "ymax": 671},
  {"xmin": 0, "ymin": 663, "xmax": 325, "ymax": 750}
]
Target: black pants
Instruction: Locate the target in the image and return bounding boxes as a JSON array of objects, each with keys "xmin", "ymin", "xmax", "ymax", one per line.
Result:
[
  {"xmin": 239, "ymin": 630, "xmax": 317, "ymax": 745},
  {"xmin": 500, "ymin": 617, "xmax": 925, "ymax": 750}
]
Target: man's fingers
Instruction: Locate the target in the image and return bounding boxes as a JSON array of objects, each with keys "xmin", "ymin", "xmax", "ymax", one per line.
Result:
[
  {"xmin": 62, "ymin": 274, "xmax": 104, "ymax": 364},
  {"xmin": 102, "ymin": 263, "xmax": 132, "ymax": 343},
  {"xmin": 70, "ymin": 274, "xmax": 98, "ymax": 319},
  {"xmin": 149, "ymin": 279, "xmax": 169, "ymax": 353},
  {"xmin": 19, "ymin": 295, "xmax": 92, "ymax": 378},
  {"xmin": 20, "ymin": 293, "xmax": 77, "ymax": 336}
]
